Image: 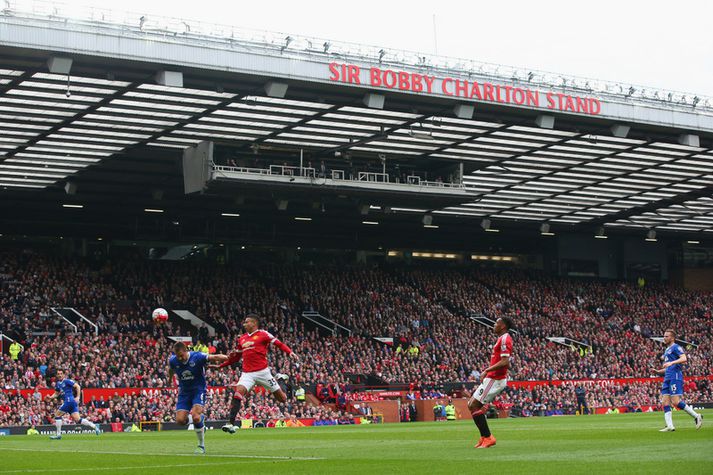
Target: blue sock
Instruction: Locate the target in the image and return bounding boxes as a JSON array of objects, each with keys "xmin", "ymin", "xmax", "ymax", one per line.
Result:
[
  {"xmin": 676, "ymin": 401, "xmax": 686, "ymax": 410},
  {"xmin": 195, "ymin": 415, "xmax": 204, "ymax": 430},
  {"xmin": 664, "ymin": 405, "xmax": 671, "ymax": 413}
]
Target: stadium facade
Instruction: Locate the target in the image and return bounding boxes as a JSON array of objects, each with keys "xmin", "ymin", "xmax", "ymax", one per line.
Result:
[{"xmin": 0, "ymin": 2, "xmax": 712, "ymax": 283}]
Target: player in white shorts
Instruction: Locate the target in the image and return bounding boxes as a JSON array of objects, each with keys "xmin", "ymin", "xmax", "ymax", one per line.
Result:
[
  {"xmin": 467, "ymin": 316, "xmax": 514, "ymax": 449},
  {"xmin": 237, "ymin": 367, "xmax": 281, "ymax": 393},
  {"xmin": 210, "ymin": 314, "xmax": 299, "ymax": 433},
  {"xmin": 470, "ymin": 377, "xmax": 508, "ymax": 405}
]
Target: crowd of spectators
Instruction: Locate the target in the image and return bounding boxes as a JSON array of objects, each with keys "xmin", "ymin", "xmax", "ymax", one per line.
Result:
[
  {"xmin": 0, "ymin": 387, "xmax": 352, "ymax": 427},
  {"xmin": 394, "ymin": 268, "xmax": 712, "ymax": 380},
  {"xmin": 497, "ymin": 378, "xmax": 713, "ymax": 417},
  {"xmin": 1, "ymin": 249, "xmax": 712, "ymax": 426}
]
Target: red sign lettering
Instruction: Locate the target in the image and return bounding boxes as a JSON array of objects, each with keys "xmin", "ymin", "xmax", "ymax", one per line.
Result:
[
  {"xmin": 327, "ymin": 63, "xmax": 602, "ymax": 116},
  {"xmin": 329, "ymin": 62, "xmax": 362, "ymax": 85},
  {"xmin": 442, "ymin": 77, "xmax": 453, "ymax": 96}
]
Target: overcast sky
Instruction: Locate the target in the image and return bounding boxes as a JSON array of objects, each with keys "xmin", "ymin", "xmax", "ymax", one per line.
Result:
[{"xmin": 29, "ymin": 0, "xmax": 713, "ymax": 96}]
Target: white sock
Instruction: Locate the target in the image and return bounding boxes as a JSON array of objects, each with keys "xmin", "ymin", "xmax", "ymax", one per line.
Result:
[
  {"xmin": 682, "ymin": 404, "xmax": 700, "ymax": 419},
  {"xmin": 664, "ymin": 411, "xmax": 673, "ymax": 428},
  {"xmin": 80, "ymin": 418, "xmax": 96, "ymax": 430},
  {"xmin": 195, "ymin": 427, "xmax": 205, "ymax": 447},
  {"xmin": 55, "ymin": 418, "xmax": 62, "ymax": 435}
]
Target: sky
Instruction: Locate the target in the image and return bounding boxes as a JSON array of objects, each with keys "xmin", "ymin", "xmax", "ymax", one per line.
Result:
[{"xmin": 16, "ymin": 0, "xmax": 713, "ymax": 96}]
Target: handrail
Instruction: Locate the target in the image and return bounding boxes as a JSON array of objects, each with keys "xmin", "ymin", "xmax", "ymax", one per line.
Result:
[
  {"xmin": 269, "ymin": 165, "xmax": 316, "ymax": 177},
  {"xmin": 357, "ymin": 172, "xmax": 388, "ymax": 183},
  {"xmin": 300, "ymin": 312, "xmax": 335, "ymax": 335},
  {"xmin": 213, "ymin": 165, "xmax": 270, "ymax": 175},
  {"xmin": 213, "ymin": 164, "xmax": 464, "ymax": 188},
  {"xmin": 68, "ymin": 307, "xmax": 99, "ymax": 335},
  {"xmin": 50, "ymin": 307, "xmax": 77, "ymax": 333},
  {"xmin": 302, "ymin": 310, "xmax": 352, "ymax": 336},
  {"xmin": 0, "ymin": 333, "xmax": 24, "ymax": 352}
]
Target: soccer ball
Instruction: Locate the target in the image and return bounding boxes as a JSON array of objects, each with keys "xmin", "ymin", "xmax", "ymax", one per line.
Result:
[{"xmin": 152, "ymin": 308, "xmax": 169, "ymax": 324}]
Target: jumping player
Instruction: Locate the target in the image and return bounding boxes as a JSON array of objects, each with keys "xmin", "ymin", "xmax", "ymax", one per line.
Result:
[
  {"xmin": 48, "ymin": 369, "xmax": 101, "ymax": 440},
  {"xmin": 168, "ymin": 341, "xmax": 227, "ymax": 454},
  {"xmin": 210, "ymin": 314, "xmax": 299, "ymax": 434},
  {"xmin": 653, "ymin": 328, "xmax": 703, "ymax": 432},
  {"xmin": 467, "ymin": 316, "xmax": 514, "ymax": 449}
]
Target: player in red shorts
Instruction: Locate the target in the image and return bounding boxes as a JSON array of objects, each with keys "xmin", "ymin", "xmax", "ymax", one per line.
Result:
[
  {"xmin": 209, "ymin": 313, "xmax": 299, "ymax": 433},
  {"xmin": 467, "ymin": 316, "xmax": 514, "ymax": 449}
]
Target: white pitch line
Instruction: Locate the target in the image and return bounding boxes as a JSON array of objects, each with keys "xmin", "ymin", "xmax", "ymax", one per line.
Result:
[
  {"xmin": 0, "ymin": 447, "xmax": 323, "ymax": 461},
  {"xmin": 0, "ymin": 461, "xmax": 258, "ymax": 473}
]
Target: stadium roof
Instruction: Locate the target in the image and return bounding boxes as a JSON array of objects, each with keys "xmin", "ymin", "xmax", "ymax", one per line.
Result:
[{"xmin": 0, "ymin": 2, "xmax": 712, "ymax": 244}]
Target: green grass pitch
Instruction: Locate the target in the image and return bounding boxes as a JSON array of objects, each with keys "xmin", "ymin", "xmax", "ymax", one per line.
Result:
[{"xmin": 1, "ymin": 410, "xmax": 711, "ymax": 474}]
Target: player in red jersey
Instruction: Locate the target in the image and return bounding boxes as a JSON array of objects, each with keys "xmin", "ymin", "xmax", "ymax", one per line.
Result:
[
  {"xmin": 209, "ymin": 313, "xmax": 299, "ymax": 434},
  {"xmin": 467, "ymin": 316, "xmax": 514, "ymax": 449}
]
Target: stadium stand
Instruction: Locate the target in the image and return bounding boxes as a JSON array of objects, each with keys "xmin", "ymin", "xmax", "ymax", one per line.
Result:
[{"xmin": 1, "ymin": 250, "xmax": 712, "ymax": 425}]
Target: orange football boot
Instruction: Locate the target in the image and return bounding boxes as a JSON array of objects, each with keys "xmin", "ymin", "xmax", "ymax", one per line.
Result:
[{"xmin": 477, "ymin": 435, "xmax": 497, "ymax": 448}]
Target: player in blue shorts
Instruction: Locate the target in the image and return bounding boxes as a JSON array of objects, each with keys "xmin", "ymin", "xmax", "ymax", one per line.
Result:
[
  {"xmin": 653, "ymin": 328, "xmax": 703, "ymax": 432},
  {"xmin": 168, "ymin": 341, "xmax": 227, "ymax": 454},
  {"xmin": 47, "ymin": 369, "xmax": 101, "ymax": 440}
]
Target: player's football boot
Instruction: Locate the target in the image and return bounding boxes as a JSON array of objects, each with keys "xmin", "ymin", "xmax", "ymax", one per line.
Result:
[
  {"xmin": 658, "ymin": 426, "xmax": 675, "ymax": 432},
  {"xmin": 477, "ymin": 435, "xmax": 497, "ymax": 448},
  {"xmin": 695, "ymin": 415, "xmax": 703, "ymax": 430},
  {"xmin": 195, "ymin": 445, "xmax": 206, "ymax": 455},
  {"xmin": 474, "ymin": 436, "xmax": 485, "ymax": 448},
  {"xmin": 49, "ymin": 435, "xmax": 62, "ymax": 440},
  {"xmin": 222, "ymin": 423, "xmax": 237, "ymax": 434}
]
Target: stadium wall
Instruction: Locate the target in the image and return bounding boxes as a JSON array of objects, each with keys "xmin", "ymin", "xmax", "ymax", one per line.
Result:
[
  {"xmin": 507, "ymin": 375, "xmax": 713, "ymax": 389},
  {"xmin": 4, "ymin": 17, "xmax": 713, "ymax": 132},
  {"xmin": 346, "ymin": 400, "xmax": 400, "ymax": 423},
  {"xmin": 0, "ymin": 418, "xmax": 361, "ymax": 436},
  {"xmin": 557, "ymin": 235, "xmax": 668, "ymax": 280},
  {"xmin": 414, "ymin": 399, "xmax": 471, "ymax": 422},
  {"xmin": 670, "ymin": 268, "xmax": 713, "ymax": 291},
  {"xmin": 5, "ymin": 376, "xmax": 713, "ymax": 400}
]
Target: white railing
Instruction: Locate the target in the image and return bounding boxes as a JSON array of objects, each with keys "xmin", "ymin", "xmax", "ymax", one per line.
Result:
[
  {"xmin": 546, "ymin": 337, "xmax": 591, "ymax": 349},
  {"xmin": 50, "ymin": 307, "xmax": 77, "ymax": 333},
  {"xmin": 48, "ymin": 307, "xmax": 98, "ymax": 334},
  {"xmin": 649, "ymin": 336, "xmax": 698, "ymax": 349},
  {"xmin": 213, "ymin": 163, "xmax": 465, "ymax": 189},
  {"xmin": 269, "ymin": 165, "xmax": 316, "ymax": 178},
  {"xmin": 172, "ymin": 309, "xmax": 216, "ymax": 337},
  {"xmin": 67, "ymin": 307, "xmax": 99, "ymax": 335},
  {"xmin": 357, "ymin": 172, "xmax": 389, "ymax": 183},
  {"xmin": 405, "ymin": 175, "xmax": 460, "ymax": 188},
  {"xmin": 300, "ymin": 312, "xmax": 334, "ymax": 335},
  {"xmin": 469, "ymin": 315, "xmax": 495, "ymax": 328},
  {"xmin": 302, "ymin": 311, "xmax": 352, "ymax": 337},
  {"xmin": 0, "ymin": 333, "xmax": 24, "ymax": 352},
  {"xmin": 213, "ymin": 165, "xmax": 271, "ymax": 176},
  {"xmin": 421, "ymin": 180, "xmax": 464, "ymax": 189}
]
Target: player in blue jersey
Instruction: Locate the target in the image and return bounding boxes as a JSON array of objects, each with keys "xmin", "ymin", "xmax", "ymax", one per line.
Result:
[
  {"xmin": 168, "ymin": 341, "xmax": 227, "ymax": 454},
  {"xmin": 653, "ymin": 328, "xmax": 703, "ymax": 432},
  {"xmin": 47, "ymin": 369, "xmax": 101, "ymax": 440}
]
